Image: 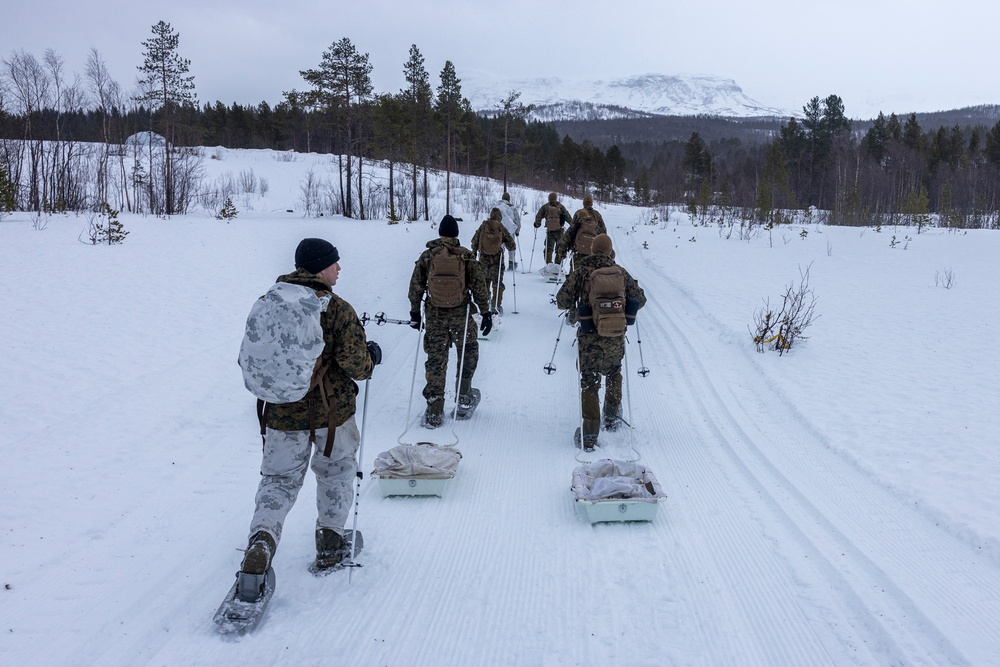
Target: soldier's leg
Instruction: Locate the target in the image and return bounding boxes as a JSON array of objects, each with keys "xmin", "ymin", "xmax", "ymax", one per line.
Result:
[
  {"xmin": 422, "ymin": 321, "xmax": 449, "ymax": 418},
  {"xmin": 248, "ymin": 428, "xmax": 312, "ymax": 545},
  {"xmin": 496, "ymin": 263, "xmax": 506, "ymax": 307},
  {"xmin": 577, "ymin": 335, "xmax": 603, "ymax": 440},
  {"xmin": 311, "ymin": 416, "xmax": 361, "ymax": 533},
  {"xmin": 544, "ymin": 230, "xmax": 557, "ymax": 264}
]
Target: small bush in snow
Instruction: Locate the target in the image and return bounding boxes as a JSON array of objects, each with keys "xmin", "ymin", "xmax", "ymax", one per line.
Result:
[
  {"xmin": 216, "ymin": 197, "xmax": 238, "ymax": 221},
  {"xmin": 935, "ymin": 268, "xmax": 957, "ymax": 289},
  {"xmin": 750, "ymin": 264, "xmax": 818, "ymax": 355},
  {"xmin": 84, "ymin": 203, "xmax": 129, "ymax": 245}
]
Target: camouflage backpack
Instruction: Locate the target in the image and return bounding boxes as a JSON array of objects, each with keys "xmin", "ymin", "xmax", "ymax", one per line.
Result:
[
  {"xmin": 478, "ymin": 219, "xmax": 504, "ymax": 256},
  {"xmin": 239, "ymin": 282, "xmax": 331, "ymax": 403},
  {"xmin": 573, "ymin": 211, "xmax": 600, "ymax": 255},
  {"xmin": 583, "ymin": 265, "xmax": 627, "ymax": 337},
  {"xmin": 426, "ymin": 245, "xmax": 467, "ymax": 308}
]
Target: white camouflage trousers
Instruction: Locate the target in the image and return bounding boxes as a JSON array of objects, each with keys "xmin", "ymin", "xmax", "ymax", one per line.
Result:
[{"xmin": 247, "ymin": 416, "xmax": 360, "ymax": 545}]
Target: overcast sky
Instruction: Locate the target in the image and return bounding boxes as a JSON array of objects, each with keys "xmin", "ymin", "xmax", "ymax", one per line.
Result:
[{"xmin": 3, "ymin": 0, "xmax": 997, "ymax": 119}]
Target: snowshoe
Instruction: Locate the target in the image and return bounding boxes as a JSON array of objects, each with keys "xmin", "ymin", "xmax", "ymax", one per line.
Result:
[
  {"xmin": 214, "ymin": 567, "xmax": 276, "ymax": 635},
  {"xmin": 455, "ymin": 388, "xmax": 481, "ymax": 420},
  {"xmin": 573, "ymin": 427, "xmax": 599, "ymax": 452},
  {"xmin": 309, "ymin": 529, "xmax": 363, "ymax": 576},
  {"xmin": 421, "ymin": 411, "xmax": 444, "ymax": 429}
]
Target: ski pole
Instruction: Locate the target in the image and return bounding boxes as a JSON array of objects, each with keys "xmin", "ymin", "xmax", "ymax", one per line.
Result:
[
  {"xmin": 543, "ymin": 312, "xmax": 567, "ymax": 374},
  {"xmin": 634, "ymin": 319, "xmax": 650, "ymax": 377},
  {"xmin": 373, "ymin": 311, "xmax": 416, "ymax": 326},
  {"xmin": 622, "ymin": 347, "xmax": 640, "ymax": 462},
  {"xmin": 452, "ymin": 302, "xmax": 472, "ymax": 421},
  {"xmin": 348, "ymin": 377, "xmax": 370, "ymax": 582},
  {"xmin": 397, "ymin": 309, "xmax": 425, "ymax": 445},
  {"xmin": 510, "ymin": 257, "xmax": 518, "ymax": 314},
  {"xmin": 528, "ymin": 226, "xmax": 538, "ymax": 273}
]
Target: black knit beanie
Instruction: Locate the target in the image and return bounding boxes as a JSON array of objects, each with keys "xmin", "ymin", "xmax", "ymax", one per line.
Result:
[
  {"xmin": 295, "ymin": 238, "xmax": 340, "ymax": 274},
  {"xmin": 439, "ymin": 215, "xmax": 459, "ymax": 238}
]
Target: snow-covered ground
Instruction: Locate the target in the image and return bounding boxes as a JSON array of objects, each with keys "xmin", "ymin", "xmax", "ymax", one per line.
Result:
[{"xmin": 2, "ymin": 148, "xmax": 999, "ymax": 666}]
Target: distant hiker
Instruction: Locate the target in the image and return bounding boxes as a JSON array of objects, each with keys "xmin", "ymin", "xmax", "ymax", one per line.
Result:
[
  {"xmin": 556, "ymin": 234, "xmax": 645, "ymax": 451},
  {"xmin": 471, "ymin": 207, "xmax": 516, "ymax": 314},
  {"xmin": 238, "ymin": 238, "xmax": 381, "ymax": 584},
  {"xmin": 408, "ymin": 215, "xmax": 492, "ymax": 428},
  {"xmin": 533, "ymin": 192, "xmax": 572, "ymax": 266},
  {"xmin": 494, "ymin": 191, "xmax": 522, "ymax": 270},
  {"xmin": 556, "ymin": 194, "xmax": 607, "ymax": 272}
]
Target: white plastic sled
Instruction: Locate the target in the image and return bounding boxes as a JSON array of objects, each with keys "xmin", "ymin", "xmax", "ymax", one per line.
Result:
[
  {"xmin": 373, "ymin": 443, "xmax": 462, "ymax": 497},
  {"xmin": 571, "ymin": 459, "xmax": 667, "ymax": 524}
]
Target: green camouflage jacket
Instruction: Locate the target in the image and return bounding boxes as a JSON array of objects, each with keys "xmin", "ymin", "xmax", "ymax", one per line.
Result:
[
  {"xmin": 409, "ymin": 237, "xmax": 491, "ymax": 316},
  {"xmin": 266, "ymin": 269, "xmax": 373, "ymax": 431},
  {"xmin": 556, "ymin": 206, "xmax": 608, "ymax": 259},
  {"xmin": 556, "ymin": 253, "xmax": 647, "ymax": 315}
]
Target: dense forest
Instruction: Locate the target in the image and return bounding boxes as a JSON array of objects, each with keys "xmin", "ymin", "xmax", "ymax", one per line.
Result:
[{"xmin": 3, "ymin": 24, "xmax": 1000, "ymax": 229}]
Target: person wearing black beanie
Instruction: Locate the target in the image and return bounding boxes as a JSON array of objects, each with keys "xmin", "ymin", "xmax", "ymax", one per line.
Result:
[
  {"xmin": 233, "ymin": 235, "xmax": 382, "ymax": 584},
  {"xmin": 439, "ymin": 214, "xmax": 459, "ymax": 238},
  {"xmin": 407, "ymin": 215, "xmax": 493, "ymax": 428},
  {"xmin": 295, "ymin": 238, "xmax": 340, "ymax": 275}
]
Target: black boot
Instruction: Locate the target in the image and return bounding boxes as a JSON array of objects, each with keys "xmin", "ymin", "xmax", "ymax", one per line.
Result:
[
  {"xmin": 241, "ymin": 531, "xmax": 276, "ymax": 575},
  {"xmin": 314, "ymin": 528, "xmax": 346, "ymax": 570}
]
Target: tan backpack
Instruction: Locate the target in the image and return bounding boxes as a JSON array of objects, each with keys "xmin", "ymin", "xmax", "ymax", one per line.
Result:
[
  {"xmin": 544, "ymin": 203, "xmax": 563, "ymax": 231},
  {"xmin": 573, "ymin": 212, "xmax": 600, "ymax": 255},
  {"xmin": 478, "ymin": 219, "xmax": 504, "ymax": 256},
  {"xmin": 426, "ymin": 245, "xmax": 467, "ymax": 308},
  {"xmin": 584, "ymin": 265, "xmax": 627, "ymax": 337}
]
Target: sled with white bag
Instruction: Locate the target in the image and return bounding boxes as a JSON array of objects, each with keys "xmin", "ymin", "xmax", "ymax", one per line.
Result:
[
  {"xmin": 571, "ymin": 459, "xmax": 667, "ymax": 524},
  {"xmin": 373, "ymin": 443, "xmax": 462, "ymax": 497}
]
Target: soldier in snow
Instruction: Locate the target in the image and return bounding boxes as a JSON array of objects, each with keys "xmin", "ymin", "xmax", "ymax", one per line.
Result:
[
  {"xmin": 494, "ymin": 191, "xmax": 522, "ymax": 270},
  {"xmin": 533, "ymin": 191, "xmax": 572, "ymax": 266},
  {"xmin": 556, "ymin": 234, "xmax": 645, "ymax": 451},
  {"xmin": 556, "ymin": 194, "xmax": 608, "ymax": 272},
  {"xmin": 471, "ymin": 207, "xmax": 517, "ymax": 314},
  {"xmin": 240, "ymin": 238, "xmax": 382, "ymax": 584},
  {"xmin": 408, "ymin": 215, "xmax": 493, "ymax": 427}
]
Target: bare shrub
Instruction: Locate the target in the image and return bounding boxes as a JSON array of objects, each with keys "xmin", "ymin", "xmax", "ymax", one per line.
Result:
[
  {"xmin": 935, "ymin": 268, "xmax": 956, "ymax": 289},
  {"xmin": 750, "ymin": 264, "xmax": 818, "ymax": 355}
]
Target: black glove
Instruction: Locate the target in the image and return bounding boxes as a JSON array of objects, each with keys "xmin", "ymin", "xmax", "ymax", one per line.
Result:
[
  {"xmin": 480, "ymin": 313, "xmax": 493, "ymax": 336},
  {"xmin": 409, "ymin": 310, "xmax": 421, "ymax": 330},
  {"xmin": 366, "ymin": 341, "xmax": 382, "ymax": 366},
  {"xmin": 515, "ymin": 231, "xmax": 519, "ymax": 237}
]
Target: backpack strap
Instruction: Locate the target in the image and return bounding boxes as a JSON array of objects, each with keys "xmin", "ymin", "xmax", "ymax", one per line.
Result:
[{"xmin": 256, "ymin": 399, "xmax": 269, "ymax": 449}]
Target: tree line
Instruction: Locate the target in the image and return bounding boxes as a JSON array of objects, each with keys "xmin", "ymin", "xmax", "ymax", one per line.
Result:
[{"xmin": 3, "ymin": 24, "xmax": 1000, "ymax": 228}]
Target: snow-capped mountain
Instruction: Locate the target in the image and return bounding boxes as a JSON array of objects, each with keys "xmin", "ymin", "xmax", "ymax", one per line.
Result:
[{"xmin": 463, "ymin": 71, "xmax": 791, "ymax": 120}]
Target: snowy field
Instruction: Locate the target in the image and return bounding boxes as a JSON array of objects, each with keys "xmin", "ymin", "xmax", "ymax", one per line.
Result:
[{"xmin": 2, "ymin": 147, "xmax": 999, "ymax": 666}]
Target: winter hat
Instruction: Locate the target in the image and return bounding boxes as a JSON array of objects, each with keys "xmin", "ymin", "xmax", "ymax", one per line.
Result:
[
  {"xmin": 548, "ymin": 192, "xmax": 557, "ymax": 203},
  {"xmin": 490, "ymin": 207, "xmax": 502, "ymax": 221},
  {"xmin": 583, "ymin": 194, "xmax": 593, "ymax": 207},
  {"xmin": 439, "ymin": 214, "xmax": 459, "ymax": 238},
  {"xmin": 592, "ymin": 233, "xmax": 613, "ymax": 256},
  {"xmin": 501, "ymin": 192, "xmax": 511, "ymax": 202},
  {"xmin": 295, "ymin": 238, "xmax": 340, "ymax": 274}
]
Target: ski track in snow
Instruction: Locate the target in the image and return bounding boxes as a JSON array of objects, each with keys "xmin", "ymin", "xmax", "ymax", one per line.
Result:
[{"xmin": 3, "ymin": 210, "xmax": 1000, "ymax": 666}]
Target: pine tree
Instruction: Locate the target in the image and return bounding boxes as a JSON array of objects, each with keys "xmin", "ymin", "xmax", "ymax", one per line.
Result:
[
  {"xmin": 216, "ymin": 197, "xmax": 238, "ymax": 221},
  {"xmin": 300, "ymin": 38, "xmax": 373, "ymax": 217},
  {"xmin": 402, "ymin": 45, "xmax": 433, "ymax": 220},
  {"xmin": 0, "ymin": 166, "xmax": 17, "ymax": 217},
  {"xmin": 136, "ymin": 20, "xmax": 197, "ymax": 215},
  {"xmin": 436, "ymin": 61, "xmax": 464, "ymax": 215}
]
